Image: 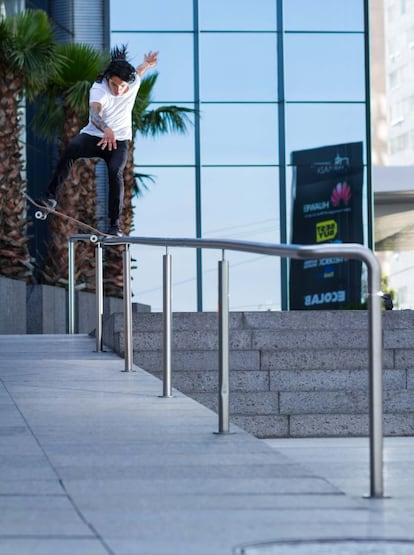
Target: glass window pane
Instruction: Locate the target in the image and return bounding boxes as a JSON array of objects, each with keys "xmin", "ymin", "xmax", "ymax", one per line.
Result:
[
  {"xmin": 111, "ymin": 32, "xmax": 194, "ymax": 102},
  {"xmin": 200, "ymin": 33, "xmax": 277, "ymax": 101},
  {"xmin": 285, "ymin": 104, "xmax": 367, "ymax": 160},
  {"xmin": 284, "ymin": 0, "xmax": 364, "ymax": 32},
  {"xmin": 111, "ymin": 0, "xmax": 193, "ymax": 31},
  {"xmin": 202, "ymin": 250, "xmax": 281, "ymax": 311},
  {"xmin": 285, "ymin": 34, "xmax": 365, "ymax": 101},
  {"xmin": 201, "ymin": 104, "xmax": 278, "ymax": 164},
  {"xmin": 132, "ymin": 168, "xmax": 196, "ymax": 311},
  {"xmin": 201, "ymin": 167, "xmax": 280, "ymax": 311},
  {"xmin": 199, "ymin": 0, "xmax": 276, "ymax": 31},
  {"xmin": 134, "ymin": 103, "xmax": 195, "ymax": 166}
]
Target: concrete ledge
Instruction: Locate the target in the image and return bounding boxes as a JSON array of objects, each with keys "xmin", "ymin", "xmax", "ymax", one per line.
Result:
[
  {"xmin": 27, "ymin": 284, "xmax": 66, "ymax": 334},
  {"xmin": 243, "ymin": 310, "xmax": 369, "ymax": 330},
  {"xmin": 0, "ymin": 276, "xmax": 26, "ymax": 334}
]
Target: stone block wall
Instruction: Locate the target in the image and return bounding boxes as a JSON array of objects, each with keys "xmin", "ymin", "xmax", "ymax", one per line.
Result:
[{"xmin": 103, "ymin": 309, "xmax": 414, "ymax": 438}]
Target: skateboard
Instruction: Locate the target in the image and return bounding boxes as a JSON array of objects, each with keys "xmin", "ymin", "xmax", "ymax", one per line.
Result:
[{"xmin": 25, "ymin": 193, "xmax": 112, "ymax": 243}]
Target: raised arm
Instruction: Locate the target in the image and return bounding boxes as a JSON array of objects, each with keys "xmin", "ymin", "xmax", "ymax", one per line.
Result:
[{"xmin": 136, "ymin": 51, "xmax": 159, "ymax": 77}]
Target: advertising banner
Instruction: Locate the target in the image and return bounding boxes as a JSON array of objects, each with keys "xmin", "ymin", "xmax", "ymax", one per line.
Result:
[{"xmin": 289, "ymin": 142, "xmax": 364, "ymax": 310}]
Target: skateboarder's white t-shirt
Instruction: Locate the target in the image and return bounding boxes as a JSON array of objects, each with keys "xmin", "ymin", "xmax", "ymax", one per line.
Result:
[{"xmin": 80, "ymin": 76, "xmax": 141, "ymax": 141}]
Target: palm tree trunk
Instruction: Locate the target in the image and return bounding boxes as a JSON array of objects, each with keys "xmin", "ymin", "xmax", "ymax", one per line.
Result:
[{"xmin": 0, "ymin": 71, "xmax": 33, "ymax": 280}]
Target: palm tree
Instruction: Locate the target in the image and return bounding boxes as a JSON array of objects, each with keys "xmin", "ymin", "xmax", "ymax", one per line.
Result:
[
  {"xmin": 0, "ymin": 9, "xmax": 64, "ymax": 281},
  {"xmin": 31, "ymin": 43, "xmax": 108, "ymax": 290},
  {"xmin": 104, "ymin": 72, "xmax": 194, "ymax": 297}
]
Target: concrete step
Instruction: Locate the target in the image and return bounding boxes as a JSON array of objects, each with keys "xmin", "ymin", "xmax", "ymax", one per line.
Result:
[
  {"xmin": 133, "ymin": 346, "xmax": 399, "ymax": 372},
  {"xmin": 146, "ymin": 367, "xmax": 406, "ymax": 393}
]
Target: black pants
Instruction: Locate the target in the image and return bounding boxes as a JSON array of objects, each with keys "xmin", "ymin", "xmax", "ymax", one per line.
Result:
[{"xmin": 48, "ymin": 133, "xmax": 129, "ymax": 225}]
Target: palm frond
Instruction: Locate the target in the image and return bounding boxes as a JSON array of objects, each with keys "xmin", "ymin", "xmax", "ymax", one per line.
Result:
[
  {"xmin": 0, "ymin": 19, "xmax": 12, "ymax": 57},
  {"xmin": 55, "ymin": 43, "xmax": 108, "ymax": 86},
  {"xmin": 30, "ymin": 42, "xmax": 107, "ymax": 141},
  {"xmin": 137, "ymin": 106, "xmax": 194, "ymax": 136},
  {"xmin": 65, "ymin": 80, "xmax": 93, "ymax": 116},
  {"xmin": 4, "ymin": 10, "xmax": 66, "ymax": 98},
  {"xmin": 132, "ymin": 171, "xmax": 156, "ymax": 198}
]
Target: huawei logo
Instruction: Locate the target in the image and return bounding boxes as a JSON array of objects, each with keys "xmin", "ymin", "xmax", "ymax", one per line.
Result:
[{"xmin": 331, "ymin": 181, "xmax": 351, "ymax": 207}]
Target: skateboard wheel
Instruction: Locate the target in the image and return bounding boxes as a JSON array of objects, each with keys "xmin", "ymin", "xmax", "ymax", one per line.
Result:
[
  {"xmin": 90, "ymin": 234, "xmax": 98, "ymax": 243},
  {"xmin": 35, "ymin": 210, "xmax": 46, "ymax": 220}
]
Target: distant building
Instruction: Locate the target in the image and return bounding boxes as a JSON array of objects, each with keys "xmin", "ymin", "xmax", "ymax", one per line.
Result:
[{"xmin": 371, "ymin": 0, "xmax": 414, "ymax": 308}]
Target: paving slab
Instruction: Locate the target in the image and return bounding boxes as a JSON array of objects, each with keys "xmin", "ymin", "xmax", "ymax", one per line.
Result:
[{"xmin": 1, "ymin": 335, "xmax": 414, "ymax": 555}]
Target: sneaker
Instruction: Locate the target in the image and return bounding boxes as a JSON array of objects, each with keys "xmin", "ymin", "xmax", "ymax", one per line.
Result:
[
  {"xmin": 108, "ymin": 224, "xmax": 123, "ymax": 237},
  {"xmin": 37, "ymin": 194, "xmax": 57, "ymax": 210}
]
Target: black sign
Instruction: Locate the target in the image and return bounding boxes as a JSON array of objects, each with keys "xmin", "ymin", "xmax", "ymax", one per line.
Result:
[{"xmin": 289, "ymin": 142, "xmax": 364, "ymax": 310}]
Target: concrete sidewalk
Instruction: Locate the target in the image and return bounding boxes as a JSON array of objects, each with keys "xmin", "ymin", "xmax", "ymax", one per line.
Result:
[{"xmin": 1, "ymin": 335, "xmax": 414, "ymax": 555}]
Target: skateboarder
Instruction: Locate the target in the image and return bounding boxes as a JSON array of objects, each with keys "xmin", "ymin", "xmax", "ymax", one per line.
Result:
[{"xmin": 38, "ymin": 45, "xmax": 158, "ymax": 236}]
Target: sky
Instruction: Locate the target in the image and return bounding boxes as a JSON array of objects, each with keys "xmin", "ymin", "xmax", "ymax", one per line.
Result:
[{"xmin": 110, "ymin": 0, "xmax": 368, "ymax": 312}]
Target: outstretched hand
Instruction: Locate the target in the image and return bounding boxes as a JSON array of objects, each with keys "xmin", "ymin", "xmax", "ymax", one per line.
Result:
[{"xmin": 144, "ymin": 51, "xmax": 158, "ymax": 68}]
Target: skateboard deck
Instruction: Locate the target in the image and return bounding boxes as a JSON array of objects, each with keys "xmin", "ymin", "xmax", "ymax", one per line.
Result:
[{"xmin": 25, "ymin": 193, "xmax": 112, "ymax": 242}]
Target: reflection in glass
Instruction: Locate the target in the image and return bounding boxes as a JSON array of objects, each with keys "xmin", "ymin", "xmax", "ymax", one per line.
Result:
[
  {"xmin": 202, "ymin": 250, "xmax": 281, "ymax": 311},
  {"xmin": 200, "ymin": 33, "xmax": 277, "ymax": 101},
  {"xmin": 201, "ymin": 167, "xmax": 280, "ymax": 311},
  {"xmin": 284, "ymin": 0, "xmax": 364, "ymax": 32},
  {"xmin": 284, "ymin": 34, "xmax": 365, "ymax": 101},
  {"xmin": 202, "ymin": 167, "xmax": 279, "ymax": 241},
  {"xmin": 134, "ymin": 103, "xmax": 195, "ymax": 166},
  {"xmin": 201, "ymin": 104, "xmax": 278, "ymax": 165},
  {"xmin": 285, "ymin": 103, "xmax": 366, "ymax": 159},
  {"xmin": 132, "ymin": 168, "xmax": 196, "ymax": 311},
  {"xmin": 199, "ymin": 0, "xmax": 276, "ymax": 31},
  {"xmin": 111, "ymin": 0, "xmax": 193, "ymax": 31}
]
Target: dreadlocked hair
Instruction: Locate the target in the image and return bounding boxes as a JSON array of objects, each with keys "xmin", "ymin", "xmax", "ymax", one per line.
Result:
[
  {"xmin": 111, "ymin": 44, "xmax": 128, "ymax": 61},
  {"xmin": 96, "ymin": 44, "xmax": 136, "ymax": 84}
]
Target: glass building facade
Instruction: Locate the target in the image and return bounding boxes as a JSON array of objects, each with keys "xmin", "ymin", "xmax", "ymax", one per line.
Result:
[{"xmin": 111, "ymin": 0, "xmax": 371, "ymax": 313}]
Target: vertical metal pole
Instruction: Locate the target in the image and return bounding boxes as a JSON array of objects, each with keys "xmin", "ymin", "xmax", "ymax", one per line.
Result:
[
  {"xmin": 163, "ymin": 251, "xmax": 173, "ymax": 397},
  {"xmin": 218, "ymin": 253, "xmax": 230, "ymax": 433},
  {"xmin": 364, "ymin": 0, "xmax": 374, "ymax": 250},
  {"xmin": 193, "ymin": 0, "xmax": 203, "ymax": 311},
  {"xmin": 123, "ymin": 244, "xmax": 133, "ymax": 372},
  {"xmin": 68, "ymin": 239, "xmax": 75, "ymax": 334},
  {"xmin": 276, "ymin": 0, "xmax": 288, "ymax": 310},
  {"xmin": 95, "ymin": 243, "xmax": 104, "ymax": 352},
  {"xmin": 367, "ymin": 254, "xmax": 383, "ymax": 497}
]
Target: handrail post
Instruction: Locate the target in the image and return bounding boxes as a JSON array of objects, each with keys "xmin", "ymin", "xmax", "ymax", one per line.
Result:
[
  {"xmin": 218, "ymin": 252, "xmax": 230, "ymax": 433},
  {"xmin": 162, "ymin": 250, "xmax": 173, "ymax": 397},
  {"xmin": 95, "ymin": 243, "xmax": 104, "ymax": 352},
  {"xmin": 123, "ymin": 243, "xmax": 133, "ymax": 372},
  {"xmin": 367, "ymin": 254, "xmax": 384, "ymax": 498},
  {"xmin": 67, "ymin": 239, "xmax": 75, "ymax": 334}
]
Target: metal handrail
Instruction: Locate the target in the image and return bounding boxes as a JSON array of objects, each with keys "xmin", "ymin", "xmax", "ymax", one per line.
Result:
[{"xmin": 68, "ymin": 234, "xmax": 383, "ymax": 498}]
